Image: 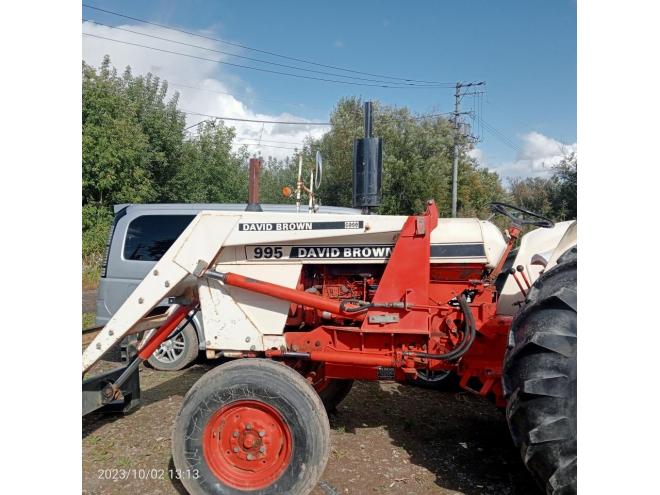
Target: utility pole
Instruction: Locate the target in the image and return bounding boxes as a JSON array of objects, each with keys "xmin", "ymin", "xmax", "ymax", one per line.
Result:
[
  {"xmin": 451, "ymin": 82, "xmax": 461, "ymax": 218},
  {"xmin": 451, "ymin": 81, "xmax": 486, "ymax": 217}
]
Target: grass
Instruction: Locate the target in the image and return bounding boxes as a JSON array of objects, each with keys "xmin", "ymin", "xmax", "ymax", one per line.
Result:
[
  {"xmin": 83, "ymin": 257, "xmax": 101, "ymax": 290},
  {"xmin": 83, "ymin": 312, "xmax": 96, "ymax": 329}
]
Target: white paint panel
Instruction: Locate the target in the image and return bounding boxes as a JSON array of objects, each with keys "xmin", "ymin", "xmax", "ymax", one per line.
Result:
[
  {"xmin": 213, "ymin": 263, "xmax": 303, "ymax": 338},
  {"xmin": 199, "ymin": 278, "xmax": 264, "ymax": 351},
  {"xmin": 478, "ymin": 221, "xmax": 508, "ymax": 267}
]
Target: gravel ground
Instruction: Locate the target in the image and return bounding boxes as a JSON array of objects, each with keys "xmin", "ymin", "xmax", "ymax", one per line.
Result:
[
  {"xmin": 82, "ymin": 362, "xmax": 536, "ymax": 495},
  {"xmin": 82, "ymin": 289, "xmax": 537, "ymax": 495}
]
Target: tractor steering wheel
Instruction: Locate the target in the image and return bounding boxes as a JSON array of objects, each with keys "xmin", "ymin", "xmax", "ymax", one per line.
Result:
[{"xmin": 489, "ymin": 202, "xmax": 555, "ymax": 228}]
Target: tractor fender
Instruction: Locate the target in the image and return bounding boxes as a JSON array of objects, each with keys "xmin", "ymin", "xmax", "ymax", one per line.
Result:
[
  {"xmin": 545, "ymin": 221, "xmax": 577, "ymax": 271},
  {"xmin": 497, "ymin": 221, "xmax": 575, "ymax": 316}
]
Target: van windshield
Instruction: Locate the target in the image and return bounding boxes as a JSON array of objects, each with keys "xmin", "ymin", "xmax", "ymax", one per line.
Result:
[{"xmin": 123, "ymin": 215, "xmax": 195, "ymax": 261}]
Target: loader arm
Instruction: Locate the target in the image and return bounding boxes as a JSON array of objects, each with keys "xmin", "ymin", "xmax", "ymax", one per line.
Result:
[{"xmin": 82, "ymin": 213, "xmax": 240, "ymax": 373}]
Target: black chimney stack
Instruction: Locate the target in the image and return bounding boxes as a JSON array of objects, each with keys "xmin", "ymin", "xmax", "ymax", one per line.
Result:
[{"xmin": 352, "ymin": 101, "xmax": 382, "ymax": 214}]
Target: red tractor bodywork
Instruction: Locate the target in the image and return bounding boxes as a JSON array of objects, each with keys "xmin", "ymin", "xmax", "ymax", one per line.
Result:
[{"xmin": 217, "ymin": 201, "xmax": 518, "ymax": 406}]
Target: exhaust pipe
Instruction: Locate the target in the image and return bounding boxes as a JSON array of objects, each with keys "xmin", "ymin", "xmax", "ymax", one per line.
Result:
[
  {"xmin": 246, "ymin": 157, "xmax": 263, "ymax": 212},
  {"xmin": 353, "ymin": 101, "xmax": 382, "ymax": 214}
]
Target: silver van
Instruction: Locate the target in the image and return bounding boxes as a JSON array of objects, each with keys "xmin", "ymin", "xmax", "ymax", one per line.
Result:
[{"xmin": 97, "ymin": 203, "xmax": 360, "ymax": 370}]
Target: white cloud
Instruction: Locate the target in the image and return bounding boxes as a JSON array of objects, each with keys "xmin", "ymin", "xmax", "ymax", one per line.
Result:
[
  {"xmin": 82, "ymin": 21, "xmax": 328, "ymax": 160},
  {"xmin": 467, "ymin": 148, "xmax": 486, "ymax": 164},
  {"xmin": 333, "ymin": 40, "xmax": 344, "ymax": 49},
  {"xmin": 474, "ymin": 131, "xmax": 576, "ymax": 180}
]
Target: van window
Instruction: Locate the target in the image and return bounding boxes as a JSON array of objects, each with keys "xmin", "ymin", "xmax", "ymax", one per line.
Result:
[{"xmin": 123, "ymin": 215, "xmax": 196, "ymax": 261}]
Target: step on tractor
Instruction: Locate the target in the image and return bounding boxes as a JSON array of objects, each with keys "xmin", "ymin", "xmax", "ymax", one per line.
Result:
[{"xmin": 82, "ymin": 103, "xmax": 577, "ymax": 495}]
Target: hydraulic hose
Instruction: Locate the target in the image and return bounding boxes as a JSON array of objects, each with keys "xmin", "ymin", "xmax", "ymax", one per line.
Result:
[
  {"xmin": 402, "ymin": 295, "xmax": 476, "ymax": 361},
  {"xmin": 338, "ymin": 299, "xmax": 372, "ymax": 313}
]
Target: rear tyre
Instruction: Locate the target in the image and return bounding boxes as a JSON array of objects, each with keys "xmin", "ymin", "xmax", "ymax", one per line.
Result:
[
  {"xmin": 316, "ymin": 379, "xmax": 354, "ymax": 411},
  {"xmin": 172, "ymin": 359, "xmax": 330, "ymax": 495},
  {"xmin": 503, "ymin": 249, "xmax": 577, "ymax": 494},
  {"xmin": 146, "ymin": 320, "xmax": 199, "ymax": 371}
]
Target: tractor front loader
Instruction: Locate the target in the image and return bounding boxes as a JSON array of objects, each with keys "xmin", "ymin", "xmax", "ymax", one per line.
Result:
[{"xmin": 82, "ymin": 103, "xmax": 576, "ymax": 495}]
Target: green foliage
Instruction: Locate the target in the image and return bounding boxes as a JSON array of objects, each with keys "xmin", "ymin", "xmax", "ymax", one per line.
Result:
[
  {"xmin": 508, "ymin": 153, "xmax": 577, "ymax": 221},
  {"xmin": 82, "ymin": 57, "xmax": 250, "ymax": 285},
  {"xmin": 549, "ymin": 152, "xmax": 577, "ymax": 219},
  {"xmin": 82, "ymin": 58, "xmax": 575, "ymax": 289},
  {"xmin": 82, "ymin": 204, "xmax": 113, "ymax": 258},
  {"xmin": 82, "ymin": 203, "xmax": 113, "ymax": 289},
  {"xmin": 297, "ymin": 97, "xmax": 506, "ymax": 217},
  {"xmin": 259, "ymin": 156, "xmax": 301, "ymax": 203},
  {"xmin": 82, "ymin": 312, "xmax": 96, "ymax": 329},
  {"xmin": 175, "ymin": 121, "xmax": 249, "ymax": 202},
  {"xmin": 83, "ymin": 59, "xmax": 155, "ymax": 205}
]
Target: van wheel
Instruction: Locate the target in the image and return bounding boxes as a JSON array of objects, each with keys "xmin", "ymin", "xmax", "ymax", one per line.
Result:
[
  {"xmin": 172, "ymin": 359, "xmax": 330, "ymax": 495},
  {"xmin": 146, "ymin": 320, "xmax": 199, "ymax": 371}
]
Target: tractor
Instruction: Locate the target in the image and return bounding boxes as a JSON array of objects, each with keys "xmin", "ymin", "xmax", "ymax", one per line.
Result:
[{"xmin": 82, "ymin": 103, "xmax": 576, "ymax": 494}]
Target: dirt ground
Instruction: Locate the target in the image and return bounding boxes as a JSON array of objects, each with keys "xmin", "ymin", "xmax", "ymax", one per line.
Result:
[
  {"xmin": 82, "ymin": 291, "xmax": 537, "ymax": 495},
  {"xmin": 83, "ymin": 289, "xmax": 97, "ymax": 314}
]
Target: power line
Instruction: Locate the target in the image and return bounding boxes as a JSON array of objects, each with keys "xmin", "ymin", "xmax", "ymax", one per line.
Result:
[
  {"xmin": 479, "ymin": 119, "xmax": 522, "ymax": 152},
  {"xmin": 238, "ymin": 138, "xmax": 306, "ymax": 145},
  {"xmin": 83, "ymin": 19, "xmax": 445, "ymax": 88},
  {"xmin": 82, "ymin": 3, "xmax": 455, "ymax": 86},
  {"xmin": 83, "ymin": 33, "xmax": 446, "ymax": 89},
  {"xmin": 239, "ymin": 143, "xmax": 301, "ymax": 151},
  {"xmin": 180, "ymin": 110, "xmax": 332, "ymax": 126},
  {"xmin": 181, "ymin": 110, "xmax": 453, "ymax": 130},
  {"xmin": 83, "ymin": 61, "xmax": 319, "ymax": 110},
  {"xmin": 167, "ymin": 82, "xmax": 319, "ymax": 110},
  {"xmin": 478, "ymin": 117, "xmax": 523, "ymax": 153}
]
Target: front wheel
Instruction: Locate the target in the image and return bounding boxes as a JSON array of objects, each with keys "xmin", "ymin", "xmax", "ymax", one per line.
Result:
[{"xmin": 172, "ymin": 359, "xmax": 330, "ymax": 495}]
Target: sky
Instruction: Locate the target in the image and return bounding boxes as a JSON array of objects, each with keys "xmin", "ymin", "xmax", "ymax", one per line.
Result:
[{"xmin": 81, "ymin": 0, "xmax": 576, "ymax": 181}]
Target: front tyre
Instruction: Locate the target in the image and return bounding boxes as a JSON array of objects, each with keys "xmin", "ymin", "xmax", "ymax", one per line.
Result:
[{"xmin": 172, "ymin": 359, "xmax": 330, "ymax": 495}]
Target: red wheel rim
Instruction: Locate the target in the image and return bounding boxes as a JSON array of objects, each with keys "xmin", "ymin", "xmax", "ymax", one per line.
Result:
[{"xmin": 203, "ymin": 400, "xmax": 293, "ymax": 490}]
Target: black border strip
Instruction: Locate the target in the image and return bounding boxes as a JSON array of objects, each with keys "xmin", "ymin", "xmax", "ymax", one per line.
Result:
[{"xmin": 431, "ymin": 243, "xmax": 485, "ymax": 258}]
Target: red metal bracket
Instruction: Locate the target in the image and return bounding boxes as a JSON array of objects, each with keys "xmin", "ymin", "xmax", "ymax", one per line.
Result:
[{"xmin": 360, "ymin": 200, "xmax": 439, "ymax": 333}]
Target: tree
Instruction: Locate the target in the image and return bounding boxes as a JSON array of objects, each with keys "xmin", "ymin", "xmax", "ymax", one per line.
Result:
[
  {"xmin": 550, "ymin": 152, "xmax": 577, "ymax": 219},
  {"xmin": 83, "ymin": 56, "xmax": 188, "ymax": 206},
  {"xmin": 81, "ymin": 60, "xmax": 528, "ymax": 286},
  {"xmin": 508, "ymin": 153, "xmax": 577, "ymax": 221},
  {"xmin": 122, "ymin": 69, "xmax": 187, "ymax": 202},
  {"xmin": 82, "ymin": 58, "xmax": 155, "ymax": 205},
  {"xmin": 175, "ymin": 121, "xmax": 249, "ymax": 203},
  {"xmin": 296, "ymin": 97, "xmax": 506, "ymax": 216}
]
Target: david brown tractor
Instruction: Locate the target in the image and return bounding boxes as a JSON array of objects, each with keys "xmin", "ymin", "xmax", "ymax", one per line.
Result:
[{"xmin": 82, "ymin": 103, "xmax": 577, "ymax": 494}]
